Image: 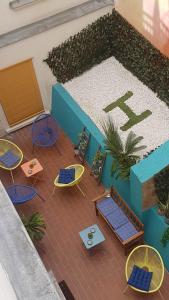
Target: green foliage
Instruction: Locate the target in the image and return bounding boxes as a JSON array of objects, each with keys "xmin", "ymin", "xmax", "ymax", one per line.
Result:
[
  {"xmin": 103, "ymin": 91, "xmax": 133, "ymax": 113},
  {"xmin": 102, "ymin": 117, "xmax": 146, "ymax": 180},
  {"xmin": 154, "ymin": 166, "xmax": 169, "ymax": 204},
  {"xmin": 94, "ymin": 151, "xmax": 105, "ymax": 162},
  {"xmin": 92, "ymin": 150, "xmax": 105, "ymax": 178},
  {"xmin": 44, "ymin": 10, "xmax": 169, "ymax": 107},
  {"xmin": 44, "ymin": 13, "xmax": 112, "ymax": 83},
  {"xmin": 161, "ymin": 228, "xmax": 169, "ymax": 247},
  {"xmin": 103, "ymin": 91, "xmax": 152, "ymax": 131},
  {"xmin": 22, "ymin": 212, "xmax": 46, "ymax": 242},
  {"xmin": 158, "ymin": 199, "xmax": 169, "ymax": 219}
]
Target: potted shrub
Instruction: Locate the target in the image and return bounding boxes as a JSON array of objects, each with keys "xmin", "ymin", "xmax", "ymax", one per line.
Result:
[
  {"xmin": 102, "ymin": 117, "xmax": 146, "ymax": 180},
  {"xmin": 21, "ymin": 212, "xmax": 46, "ymax": 242}
]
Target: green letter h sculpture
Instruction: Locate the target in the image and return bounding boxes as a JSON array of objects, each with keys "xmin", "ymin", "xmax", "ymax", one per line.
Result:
[{"xmin": 103, "ymin": 91, "xmax": 152, "ymax": 131}]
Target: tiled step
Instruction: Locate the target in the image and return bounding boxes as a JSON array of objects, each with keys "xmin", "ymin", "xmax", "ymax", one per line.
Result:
[{"xmin": 48, "ymin": 270, "xmax": 66, "ymax": 300}]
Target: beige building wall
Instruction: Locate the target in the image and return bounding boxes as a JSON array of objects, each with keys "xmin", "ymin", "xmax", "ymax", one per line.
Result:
[
  {"xmin": 115, "ymin": 0, "xmax": 169, "ymax": 58},
  {"xmin": 0, "ymin": 0, "xmax": 112, "ymax": 133}
]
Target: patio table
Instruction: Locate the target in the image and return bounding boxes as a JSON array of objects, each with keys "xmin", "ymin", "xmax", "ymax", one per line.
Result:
[
  {"xmin": 21, "ymin": 158, "xmax": 43, "ymax": 184},
  {"xmin": 79, "ymin": 224, "xmax": 105, "ymax": 250}
]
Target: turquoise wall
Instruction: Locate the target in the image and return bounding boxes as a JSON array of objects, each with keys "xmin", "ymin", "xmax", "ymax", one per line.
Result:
[
  {"xmin": 51, "ymin": 83, "xmax": 130, "ymax": 202},
  {"xmin": 129, "ymin": 168, "xmax": 142, "ymax": 219},
  {"xmin": 143, "ymin": 207, "xmax": 169, "ymax": 271},
  {"xmin": 130, "ymin": 141, "xmax": 169, "ymax": 219}
]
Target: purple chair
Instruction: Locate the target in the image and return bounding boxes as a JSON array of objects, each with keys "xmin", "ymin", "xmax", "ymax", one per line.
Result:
[{"xmin": 32, "ymin": 113, "xmax": 59, "ymax": 152}]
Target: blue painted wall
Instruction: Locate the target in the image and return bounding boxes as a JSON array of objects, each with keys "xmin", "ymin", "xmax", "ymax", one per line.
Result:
[
  {"xmin": 51, "ymin": 83, "xmax": 130, "ymax": 202},
  {"xmin": 129, "ymin": 168, "xmax": 142, "ymax": 219},
  {"xmin": 130, "ymin": 141, "xmax": 169, "ymax": 270},
  {"xmin": 143, "ymin": 207, "xmax": 169, "ymax": 271}
]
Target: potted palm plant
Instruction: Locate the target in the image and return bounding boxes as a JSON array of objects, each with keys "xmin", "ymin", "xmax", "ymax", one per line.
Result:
[
  {"xmin": 21, "ymin": 212, "xmax": 46, "ymax": 242},
  {"xmin": 102, "ymin": 117, "xmax": 146, "ymax": 180}
]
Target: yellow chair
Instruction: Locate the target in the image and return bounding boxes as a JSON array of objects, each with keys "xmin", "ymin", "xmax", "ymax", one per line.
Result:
[
  {"xmin": 53, "ymin": 164, "xmax": 85, "ymax": 197},
  {"xmin": 125, "ymin": 245, "xmax": 165, "ymax": 299},
  {"xmin": 0, "ymin": 139, "xmax": 23, "ymax": 182}
]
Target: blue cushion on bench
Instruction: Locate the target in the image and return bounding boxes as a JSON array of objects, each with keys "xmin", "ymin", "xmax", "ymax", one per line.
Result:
[
  {"xmin": 58, "ymin": 168, "xmax": 75, "ymax": 184},
  {"xmin": 115, "ymin": 221, "xmax": 138, "ymax": 241},
  {"xmin": 96, "ymin": 197, "xmax": 119, "ymax": 217},
  {"xmin": 128, "ymin": 265, "xmax": 153, "ymax": 292},
  {"xmin": 106, "ymin": 208, "xmax": 129, "ymax": 230},
  {"xmin": 0, "ymin": 150, "xmax": 20, "ymax": 168}
]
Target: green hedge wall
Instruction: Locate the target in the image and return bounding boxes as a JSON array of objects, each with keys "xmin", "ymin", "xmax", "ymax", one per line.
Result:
[{"xmin": 44, "ymin": 9, "xmax": 169, "ymax": 106}]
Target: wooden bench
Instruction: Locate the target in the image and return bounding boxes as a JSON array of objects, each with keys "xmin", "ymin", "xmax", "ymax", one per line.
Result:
[{"xmin": 93, "ymin": 187, "xmax": 144, "ymax": 254}]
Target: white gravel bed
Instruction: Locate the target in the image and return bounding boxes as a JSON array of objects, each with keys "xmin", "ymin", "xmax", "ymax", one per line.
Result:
[{"xmin": 64, "ymin": 56, "xmax": 169, "ymax": 157}]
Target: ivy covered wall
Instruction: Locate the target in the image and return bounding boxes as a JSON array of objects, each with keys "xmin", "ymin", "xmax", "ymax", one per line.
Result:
[{"xmin": 44, "ymin": 9, "xmax": 169, "ymax": 106}]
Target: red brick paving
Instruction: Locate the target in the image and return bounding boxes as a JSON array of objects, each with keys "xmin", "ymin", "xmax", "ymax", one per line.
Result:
[{"xmin": 1, "ymin": 125, "xmax": 169, "ymax": 300}]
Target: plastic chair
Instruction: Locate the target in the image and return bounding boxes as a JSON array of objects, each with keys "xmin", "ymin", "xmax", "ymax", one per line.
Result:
[
  {"xmin": 6, "ymin": 184, "xmax": 45, "ymax": 204},
  {"xmin": 53, "ymin": 164, "xmax": 85, "ymax": 197},
  {"xmin": 32, "ymin": 113, "xmax": 59, "ymax": 152},
  {"xmin": 0, "ymin": 139, "xmax": 23, "ymax": 182},
  {"xmin": 124, "ymin": 245, "xmax": 165, "ymax": 299}
]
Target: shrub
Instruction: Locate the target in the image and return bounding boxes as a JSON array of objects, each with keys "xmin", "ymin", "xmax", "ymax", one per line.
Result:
[{"xmin": 44, "ymin": 10, "xmax": 169, "ymax": 108}]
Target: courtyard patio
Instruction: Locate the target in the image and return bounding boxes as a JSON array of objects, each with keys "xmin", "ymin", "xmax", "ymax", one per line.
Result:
[{"xmin": 1, "ymin": 125, "xmax": 169, "ymax": 300}]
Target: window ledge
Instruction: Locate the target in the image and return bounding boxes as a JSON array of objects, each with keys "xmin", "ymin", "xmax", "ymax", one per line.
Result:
[{"xmin": 9, "ymin": 0, "xmax": 43, "ymax": 9}]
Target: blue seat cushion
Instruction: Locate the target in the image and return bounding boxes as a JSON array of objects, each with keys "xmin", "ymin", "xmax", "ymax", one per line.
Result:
[
  {"xmin": 128, "ymin": 265, "xmax": 153, "ymax": 292},
  {"xmin": 58, "ymin": 168, "xmax": 75, "ymax": 184},
  {"xmin": 106, "ymin": 207, "xmax": 129, "ymax": 230},
  {"xmin": 115, "ymin": 221, "xmax": 138, "ymax": 241},
  {"xmin": 0, "ymin": 150, "xmax": 20, "ymax": 168},
  {"xmin": 96, "ymin": 197, "xmax": 119, "ymax": 217}
]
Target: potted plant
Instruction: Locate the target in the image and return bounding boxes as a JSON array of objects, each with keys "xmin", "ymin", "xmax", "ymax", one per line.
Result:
[
  {"xmin": 102, "ymin": 117, "xmax": 146, "ymax": 180},
  {"xmin": 21, "ymin": 212, "xmax": 46, "ymax": 242}
]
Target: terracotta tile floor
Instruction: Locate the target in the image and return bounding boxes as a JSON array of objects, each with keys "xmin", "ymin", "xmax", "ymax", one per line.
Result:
[{"xmin": 1, "ymin": 125, "xmax": 169, "ymax": 300}]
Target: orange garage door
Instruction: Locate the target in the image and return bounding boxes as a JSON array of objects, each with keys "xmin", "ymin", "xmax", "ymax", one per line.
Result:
[{"xmin": 0, "ymin": 59, "xmax": 44, "ymax": 126}]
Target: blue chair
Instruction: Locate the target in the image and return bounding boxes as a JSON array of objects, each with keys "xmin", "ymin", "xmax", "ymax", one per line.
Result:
[
  {"xmin": 32, "ymin": 113, "xmax": 60, "ymax": 152},
  {"xmin": 6, "ymin": 184, "xmax": 45, "ymax": 204}
]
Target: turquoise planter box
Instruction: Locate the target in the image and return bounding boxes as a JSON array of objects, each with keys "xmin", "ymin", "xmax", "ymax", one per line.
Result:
[{"xmin": 51, "ymin": 82, "xmax": 169, "ymax": 271}]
